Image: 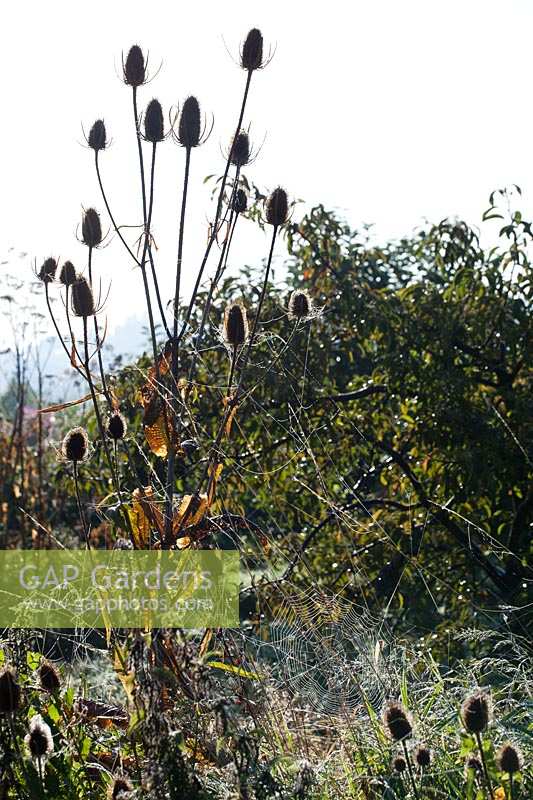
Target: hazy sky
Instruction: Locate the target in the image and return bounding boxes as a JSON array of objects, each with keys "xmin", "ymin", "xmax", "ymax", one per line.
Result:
[{"xmin": 1, "ymin": 0, "xmax": 533, "ymax": 340}]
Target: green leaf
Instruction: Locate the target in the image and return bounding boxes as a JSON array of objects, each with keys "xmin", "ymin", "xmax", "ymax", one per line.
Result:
[
  {"xmin": 207, "ymin": 660, "xmax": 261, "ymax": 680},
  {"xmin": 27, "ymin": 651, "xmax": 42, "ymax": 671}
]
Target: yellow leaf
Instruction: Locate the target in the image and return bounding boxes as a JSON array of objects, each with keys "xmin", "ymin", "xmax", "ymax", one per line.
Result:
[
  {"xmin": 173, "ymin": 493, "xmax": 208, "ymax": 533},
  {"xmin": 144, "ymin": 414, "xmax": 170, "ymax": 458},
  {"xmin": 208, "ymin": 661, "xmax": 261, "ymax": 680},
  {"xmin": 207, "ymin": 463, "xmax": 223, "ymax": 507}
]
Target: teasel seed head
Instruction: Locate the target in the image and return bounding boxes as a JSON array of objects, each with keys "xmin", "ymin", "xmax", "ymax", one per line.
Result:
[
  {"xmin": 464, "ymin": 755, "xmax": 482, "ymax": 779},
  {"xmin": 123, "ymin": 45, "xmax": 145, "ymax": 87},
  {"xmin": 82, "ymin": 208, "xmax": 102, "ymax": 248},
  {"xmin": 144, "ymin": 98, "xmax": 164, "ymax": 143},
  {"xmin": 414, "ymin": 744, "xmax": 431, "ymax": 768},
  {"xmin": 392, "ymin": 755, "xmax": 407, "ymax": 773},
  {"xmin": 59, "ymin": 260, "xmax": 77, "ymax": 287},
  {"xmin": 38, "ymin": 257, "xmax": 57, "ymax": 284},
  {"xmin": 289, "ymin": 289, "xmax": 312, "ymax": 320},
  {"xmin": 71, "ymin": 277, "xmax": 95, "ymax": 317},
  {"xmin": 61, "ymin": 426, "xmax": 89, "ymax": 463},
  {"xmin": 0, "ymin": 667, "xmax": 21, "ymax": 714},
  {"xmin": 230, "ymin": 131, "xmax": 251, "ymax": 167},
  {"xmin": 497, "ymin": 742, "xmax": 523, "ymax": 774},
  {"xmin": 461, "ymin": 690, "xmax": 491, "ymax": 734},
  {"xmin": 109, "ymin": 776, "xmax": 133, "ymax": 799},
  {"xmin": 38, "ymin": 660, "xmax": 61, "ymax": 693},
  {"xmin": 24, "ymin": 715, "xmax": 54, "ymax": 763},
  {"xmin": 223, "ymin": 303, "xmax": 248, "ymax": 347},
  {"xmin": 233, "ymin": 188, "xmax": 248, "ymax": 214},
  {"xmin": 383, "ymin": 701, "xmax": 413, "ymax": 741},
  {"xmin": 106, "ymin": 411, "xmax": 127, "ymax": 441},
  {"xmin": 88, "ymin": 119, "xmax": 107, "ymax": 151},
  {"xmin": 266, "ymin": 186, "xmax": 289, "ymax": 227},
  {"xmin": 177, "ymin": 96, "xmax": 201, "ymax": 148},
  {"xmin": 241, "ymin": 28, "xmax": 264, "ymax": 71}
]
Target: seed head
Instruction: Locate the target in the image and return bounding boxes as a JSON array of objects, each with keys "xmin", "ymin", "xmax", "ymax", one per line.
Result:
[
  {"xmin": 106, "ymin": 411, "xmax": 127, "ymax": 441},
  {"xmin": 233, "ymin": 189, "xmax": 248, "ymax": 214},
  {"xmin": 383, "ymin": 701, "xmax": 413, "ymax": 742},
  {"xmin": 144, "ymin": 99, "xmax": 164, "ymax": 143},
  {"xmin": 123, "ymin": 45, "xmax": 145, "ymax": 87},
  {"xmin": 464, "ymin": 755, "xmax": 482, "ymax": 779},
  {"xmin": 38, "ymin": 257, "xmax": 57, "ymax": 284},
  {"xmin": 61, "ymin": 427, "xmax": 89, "ymax": 463},
  {"xmin": 231, "ymin": 131, "xmax": 250, "ymax": 167},
  {"xmin": 59, "ymin": 261, "xmax": 77, "ymax": 287},
  {"xmin": 393, "ymin": 755, "xmax": 407, "ymax": 773},
  {"xmin": 0, "ymin": 667, "xmax": 21, "ymax": 714},
  {"xmin": 109, "ymin": 776, "xmax": 133, "ymax": 799},
  {"xmin": 71, "ymin": 277, "xmax": 95, "ymax": 317},
  {"xmin": 82, "ymin": 208, "xmax": 102, "ymax": 248},
  {"xmin": 289, "ymin": 289, "xmax": 312, "ymax": 320},
  {"xmin": 241, "ymin": 28, "xmax": 264, "ymax": 71},
  {"xmin": 461, "ymin": 691, "xmax": 491, "ymax": 734},
  {"xmin": 38, "ymin": 660, "xmax": 61, "ymax": 693},
  {"xmin": 414, "ymin": 745, "xmax": 431, "ymax": 768},
  {"xmin": 223, "ymin": 303, "xmax": 248, "ymax": 347},
  {"xmin": 266, "ymin": 187, "xmax": 289, "ymax": 227},
  {"xmin": 497, "ymin": 742, "xmax": 523, "ymax": 775},
  {"xmin": 88, "ymin": 119, "xmax": 107, "ymax": 152},
  {"xmin": 25, "ymin": 715, "xmax": 54, "ymax": 763},
  {"xmin": 177, "ymin": 96, "xmax": 201, "ymax": 148}
]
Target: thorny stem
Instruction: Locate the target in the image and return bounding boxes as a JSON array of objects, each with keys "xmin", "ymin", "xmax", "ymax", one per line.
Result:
[
  {"xmin": 95, "ymin": 152, "xmax": 140, "ymax": 265},
  {"xmin": 145, "ymin": 142, "xmax": 170, "ymax": 337},
  {"xmin": 176, "ymin": 69, "xmax": 253, "ymax": 345},
  {"xmin": 132, "ymin": 87, "xmax": 160, "ymax": 367},
  {"xmin": 165, "ymin": 147, "xmax": 192, "ymax": 541},
  {"xmin": 475, "ymin": 732, "xmax": 494, "ymax": 800},
  {"xmin": 73, "ymin": 460, "xmax": 89, "ymax": 547},
  {"xmin": 44, "ymin": 283, "xmax": 86, "ymax": 381},
  {"xmin": 82, "ymin": 316, "xmax": 132, "ymax": 538},
  {"xmin": 87, "ymin": 246, "xmax": 111, "ymax": 406},
  {"xmin": 173, "ymin": 225, "xmax": 279, "ymax": 540},
  {"xmin": 402, "ymin": 740, "xmax": 419, "ymax": 800},
  {"xmin": 186, "ymin": 174, "xmax": 241, "ymax": 387}
]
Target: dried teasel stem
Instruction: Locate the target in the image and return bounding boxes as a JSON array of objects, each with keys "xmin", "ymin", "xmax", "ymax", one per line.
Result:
[
  {"xmin": 86, "ymin": 242, "xmax": 111, "ymax": 406},
  {"xmin": 166, "ymin": 141, "xmax": 192, "ymax": 542},
  {"xmin": 176, "ymin": 41, "xmax": 256, "ymax": 346},
  {"xmin": 80, "ymin": 316, "xmax": 133, "ymax": 541}
]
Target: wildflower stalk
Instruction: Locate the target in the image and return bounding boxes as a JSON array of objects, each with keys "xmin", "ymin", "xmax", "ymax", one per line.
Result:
[
  {"xmin": 165, "ymin": 146, "xmax": 192, "ymax": 540},
  {"xmin": 131, "ymin": 87, "xmax": 164, "ymax": 365},
  {"xmin": 81, "ymin": 317, "xmax": 132, "ymax": 538},
  {"xmin": 475, "ymin": 731, "xmax": 494, "ymax": 800},
  {"xmin": 72, "ymin": 461, "xmax": 89, "ymax": 546},
  {"xmin": 44, "ymin": 282, "xmax": 86, "ymax": 381},
  {"xmin": 176, "ymin": 70, "xmax": 252, "ymax": 344},
  {"xmin": 401, "ymin": 741, "xmax": 419, "ymax": 800},
  {"xmin": 186, "ymin": 174, "xmax": 241, "ymax": 386},
  {"xmin": 173, "ymin": 224, "xmax": 279, "ymax": 540},
  {"xmin": 87, "ymin": 246, "xmax": 111, "ymax": 405}
]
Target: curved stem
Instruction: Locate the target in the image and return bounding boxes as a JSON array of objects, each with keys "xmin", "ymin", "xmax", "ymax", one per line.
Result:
[
  {"xmin": 44, "ymin": 283, "xmax": 86, "ymax": 381},
  {"xmin": 95, "ymin": 152, "xmax": 140, "ymax": 265},
  {"xmin": 88, "ymin": 246, "xmax": 111, "ymax": 406}
]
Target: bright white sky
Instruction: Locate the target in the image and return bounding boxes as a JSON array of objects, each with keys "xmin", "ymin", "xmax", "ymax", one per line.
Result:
[{"xmin": 1, "ymin": 0, "xmax": 533, "ymax": 342}]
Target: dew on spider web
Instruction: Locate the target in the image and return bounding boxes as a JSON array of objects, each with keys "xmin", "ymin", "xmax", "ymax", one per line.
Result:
[{"xmin": 242, "ymin": 585, "xmax": 405, "ymax": 715}]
